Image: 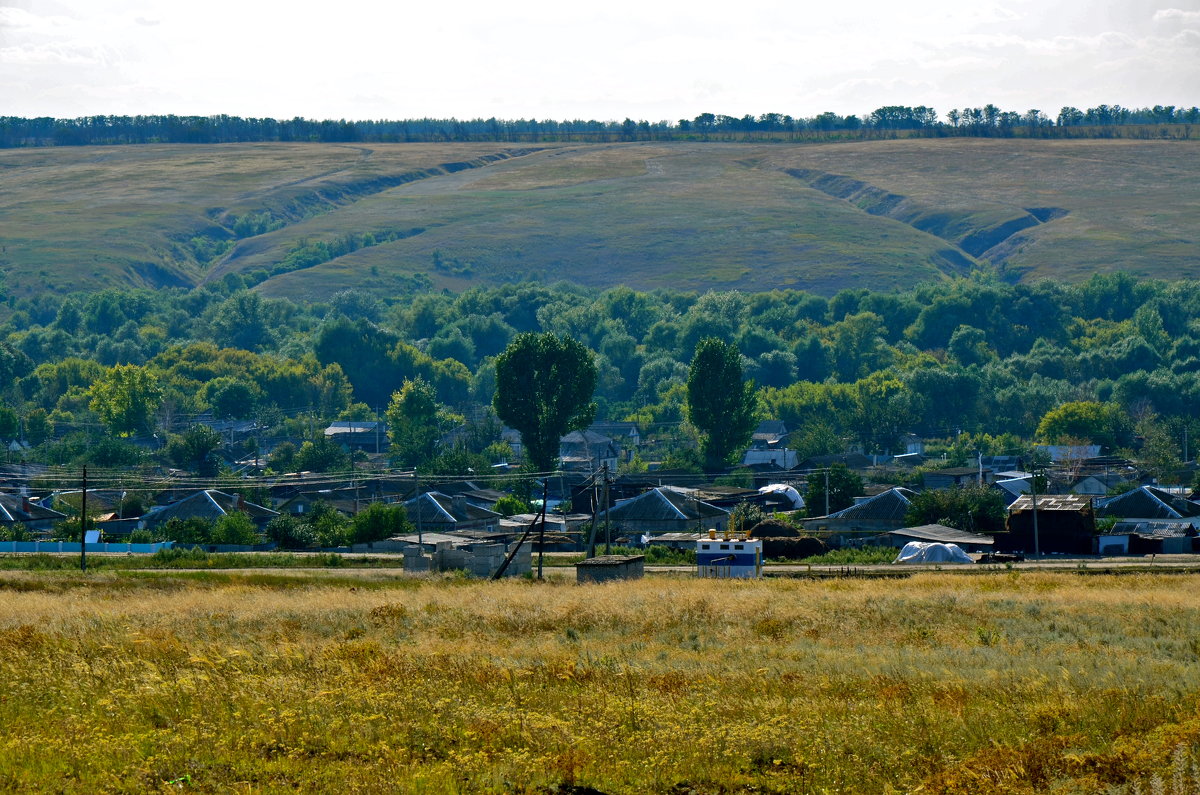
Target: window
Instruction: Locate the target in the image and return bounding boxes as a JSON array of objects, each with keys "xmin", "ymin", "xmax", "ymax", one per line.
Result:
[
  {"xmin": 701, "ymin": 544, "xmax": 710, "ymax": 550},
  {"xmin": 720, "ymin": 544, "xmax": 729, "ymax": 550},
  {"xmin": 734, "ymin": 544, "xmax": 743, "ymax": 550}
]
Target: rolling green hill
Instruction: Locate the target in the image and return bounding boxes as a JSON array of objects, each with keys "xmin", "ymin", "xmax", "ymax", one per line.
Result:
[{"xmin": 1, "ymin": 138, "xmax": 1197, "ymax": 299}]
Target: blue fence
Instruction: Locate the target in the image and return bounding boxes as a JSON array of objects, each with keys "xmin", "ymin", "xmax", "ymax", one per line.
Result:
[{"xmin": 0, "ymin": 540, "xmax": 176, "ymax": 554}]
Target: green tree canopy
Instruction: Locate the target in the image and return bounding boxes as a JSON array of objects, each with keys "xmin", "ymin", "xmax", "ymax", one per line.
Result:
[
  {"xmin": 387, "ymin": 376, "xmax": 455, "ymax": 467},
  {"xmin": 1035, "ymin": 401, "xmax": 1132, "ymax": 449},
  {"xmin": 493, "ymin": 332, "xmax": 597, "ymax": 473},
  {"xmin": 294, "ymin": 437, "xmax": 351, "ymax": 472},
  {"xmin": 166, "ymin": 424, "xmax": 223, "ymax": 476},
  {"xmin": 805, "ymin": 462, "xmax": 864, "ymax": 516},
  {"xmin": 349, "ymin": 502, "xmax": 413, "ymax": 545},
  {"xmin": 685, "ymin": 337, "xmax": 758, "ymax": 470},
  {"xmin": 89, "ymin": 364, "xmax": 163, "ymax": 437},
  {"xmin": 903, "ymin": 484, "xmax": 1007, "ymax": 535}
]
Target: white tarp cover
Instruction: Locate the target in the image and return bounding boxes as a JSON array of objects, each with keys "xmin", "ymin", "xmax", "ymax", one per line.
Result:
[
  {"xmin": 759, "ymin": 484, "xmax": 804, "ymax": 510},
  {"xmin": 893, "ymin": 541, "xmax": 973, "ymax": 564}
]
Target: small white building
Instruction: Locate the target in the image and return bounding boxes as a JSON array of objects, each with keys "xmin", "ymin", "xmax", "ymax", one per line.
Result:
[{"xmin": 696, "ymin": 531, "xmax": 762, "ymax": 579}]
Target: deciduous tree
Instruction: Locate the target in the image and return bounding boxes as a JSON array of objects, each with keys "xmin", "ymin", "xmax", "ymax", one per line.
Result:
[
  {"xmin": 89, "ymin": 364, "xmax": 163, "ymax": 437},
  {"xmin": 685, "ymin": 337, "xmax": 758, "ymax": 470},
  {"xmin": 493, "ymin": 332, "xmax": 597, "ymax": 473}
]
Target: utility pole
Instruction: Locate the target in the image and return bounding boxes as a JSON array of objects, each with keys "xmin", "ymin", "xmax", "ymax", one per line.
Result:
[
  {"xmin": 1030, "ymin": 465, "xmax": 1041, "ymax": 559},
  {"xmin": 820, "ymin": 470, "xmax": 830, "ymax": 521},
  {"xmin": 603, "ymin": 463, "xmax": 611, "ymax": 555},
  {"xmin": 536, "ymin": 478, "xmax": 549, "ymax": 580},
  {"xmin": 414, "ymin": 469, "xmax": 423, "ymax": 547},
  {"xmin": 80, "ymin": 466, "xmax": 88, "ymax": 572}
]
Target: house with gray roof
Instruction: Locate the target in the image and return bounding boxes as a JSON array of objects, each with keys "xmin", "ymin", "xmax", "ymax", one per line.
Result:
[
  {"xmin": 142, "ymin": 490, "xmax": 279, "ymax": 529},
  {"xmin": 602, "ymin": 487, "xmax": 728, "ymax": 537},
  {"xmin": 0, "ymin": 493, "xmax": 67, "ymax": 532},
  {"xmin": 806, "ymin": 487, "xmax": 916, "ymax": 536},
  {"xmin": 559, "ymin": 430, "xmax": 618, "ymax": 473},
  {"xmin": 1095, "ymin": 486, "xmax": 1200, "ymax": 523},
  {"xmin": 403, "ymin": 491, "xmax": 502, "ymax": 533}
]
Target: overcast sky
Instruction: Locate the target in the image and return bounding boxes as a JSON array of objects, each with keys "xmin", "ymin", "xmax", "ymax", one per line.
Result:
[{"xmin": 2, "ymin": 0, "xmax": 1197, "ymax": 122}]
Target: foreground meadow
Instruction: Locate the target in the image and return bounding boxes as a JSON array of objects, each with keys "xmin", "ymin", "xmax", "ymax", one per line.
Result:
[{"xmin": 1, "ymin": 570, "xmax": 1199, "ymax": 793}]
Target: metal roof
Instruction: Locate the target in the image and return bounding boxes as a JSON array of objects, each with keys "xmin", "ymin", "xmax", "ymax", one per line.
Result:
[
  {"xmin": 889, "ymin": 524, "xmax": 994, "ymax": 546},
  {"xmin": 1008, "ymin": 494, "xmax": 1093, "ymax": 513},
  {"xmin": 825, "ymin": 487, "xmax": 915, "ymax": 521}
]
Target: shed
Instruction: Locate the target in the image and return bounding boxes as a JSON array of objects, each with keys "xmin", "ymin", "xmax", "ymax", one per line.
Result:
[
  {"xmin": 885, "ymin": 524, "xmax": 994, "ymax": 552},
  {"xmin": 575, "ymin": 555, "xmax": 645, "ymax": 583},
  {"xmin": 999, "ymin": 494, "xmax": 1095, "ymax": 555}
]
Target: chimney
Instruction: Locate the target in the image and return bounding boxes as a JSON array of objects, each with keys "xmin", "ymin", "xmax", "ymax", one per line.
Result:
[
  {"xmin": 235, "ymin": 493, "xmax": 245, "ymax": 510},
  {"xmin": 451, "ymin": 494, "xmax": 468, "ymax": 517},
  {"xmin": 22, "ymin": 496, "xmax": 30, "ymax": 514}
]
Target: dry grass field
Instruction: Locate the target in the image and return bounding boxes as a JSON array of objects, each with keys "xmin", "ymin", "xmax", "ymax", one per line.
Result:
[
  {"xmin": 2, "ymin": 138, "xmax": 1197, "ymax": 298},
  {"xmin": 2, "ymin": 569, "xmax": 1199, "ymax": 793}
]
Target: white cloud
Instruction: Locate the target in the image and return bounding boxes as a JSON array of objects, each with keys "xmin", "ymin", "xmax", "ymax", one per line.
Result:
[
  {"xmin": 0, "ymin": 41, "xmax": 105, "ymax": 65},
  {"xmin": 1154, "ymin": 8, "xmax": 1200, "ymax": 22}
]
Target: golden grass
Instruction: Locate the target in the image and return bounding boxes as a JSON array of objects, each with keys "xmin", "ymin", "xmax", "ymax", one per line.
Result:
[{"xmin": 2, "ymin": 570, "xmax": 1199, "ymax": 792}]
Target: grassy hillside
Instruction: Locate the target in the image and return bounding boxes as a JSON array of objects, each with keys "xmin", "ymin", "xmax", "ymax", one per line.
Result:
[{"xmin": 1, "ymin": 138, "xmax": 1197, "ymax": 298}]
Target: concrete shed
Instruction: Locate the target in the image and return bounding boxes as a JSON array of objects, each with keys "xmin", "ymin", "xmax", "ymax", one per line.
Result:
[{"xmin": 576, "ymin": 555, "xmax": 645, "ymax": 583}]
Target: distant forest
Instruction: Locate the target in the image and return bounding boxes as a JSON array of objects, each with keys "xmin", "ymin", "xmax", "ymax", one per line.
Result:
[{"xmin": 2, "ymin": 103, "xmax": 1198, "ymax": 147}]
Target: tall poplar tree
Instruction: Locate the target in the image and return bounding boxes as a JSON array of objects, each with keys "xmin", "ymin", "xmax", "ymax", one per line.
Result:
[{"xmin": 685, "ymin": 337, "xmax": 758, "ymax": 471}]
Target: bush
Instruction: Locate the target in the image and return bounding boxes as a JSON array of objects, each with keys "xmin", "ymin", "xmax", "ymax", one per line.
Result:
[
  {"xmin": 307, "ymin": 502, "xmax": 350, "ymax": 548},
  {"xmin": 265, "ymin": 515, "xmax": 316, "ymax": 550},
  {"xmin": 161, "ymin": 517, "xmax": 213, "ymax": 544},
  {"xmin": 210, "ymin": 512, "xmax": 262, "ymax": 546},
  {"xmin": 730, "ymin": 502, "xmax": 766, "ymax": 534},
  {"xmin": 349, "ymin": 502, "xmax": 412, "ymax": 545},
  {"xmin": 0, "ymin": 523, "xmax": 33, "ymax": 542}
]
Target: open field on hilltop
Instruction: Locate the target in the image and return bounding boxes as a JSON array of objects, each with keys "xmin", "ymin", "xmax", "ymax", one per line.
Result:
[
  {"xmin": 2, "ymin": 570, "xmax": 1200, "ymax": 793},
  {"xmin": 1, "ymin": 138, "xmax": 1198, "ymax": 299}
]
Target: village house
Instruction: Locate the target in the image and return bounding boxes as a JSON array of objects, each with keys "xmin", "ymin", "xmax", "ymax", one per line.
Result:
[
  {"xmin": 803, "ymin": 487, "xmax": 916, "ymax": 542},
  {"xmin": 403, "ymin": 491, "xmax": 502, "ymax": 534},
  {"xmin": 324, "ymin": 421, "xmax": 387, "ymax": 453},
  {"xmin": 559, "ymin": 430, "xmax": 619, "ymax": 473},
  {"xmin": 922, "ymin": 467, "xmax": 993, "ymax": 489},
  {"xmin": 602, "ymin": 486, "xmax": 728, "ymax": 538},
  {"xmin": 1094, "ymin": 485, "xmax": 1200, "ymax": 524},
  {"xmin": 741, "ymin": 419, "xmax": 797, "ymax": 469},
  {"xmin": 0, "ymin": 493, "xmax": 67, "ymax": 532},
  {"xmin": 142, "ymin": 489, "xmax": 279, "ymax": 530}
]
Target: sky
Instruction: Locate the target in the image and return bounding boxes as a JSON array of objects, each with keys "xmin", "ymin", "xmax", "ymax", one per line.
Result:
[{"xmin": 2, "ymin": 0, "xmax": 1198, "ymax": 122}]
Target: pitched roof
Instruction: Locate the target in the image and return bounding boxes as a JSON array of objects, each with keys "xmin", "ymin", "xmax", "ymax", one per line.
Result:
[
  {"xmin": 324, "ymin": 421, "xmax": 385, "ymax": 435},
  {"xmin": 889, "ymin": 524, "xmax": 994, "ymax": 546},
  {"xmin": 605, "ymin": 487, "xmax": 728, "ymax": 523},
  {"xmin": 1110, "ymin": 520, "xmax": 1195, "ymax": 538},
  {"xmin": 824, "ymin": 487, "xmax": 915, "ymax": 521},
  {"xmin": 797, "ymin": 453, "xmax": 873, "ymax": 471},
  {"xmin": 0, "ymin": 493, "xmax": 67, "ymax": 523},
  {"xmin": 562, "ymin": 429, "xmax": 613, "ymax": 443},
  {"xmin": 1095, "ymin": 486, "xmax": 1200, "ymax": 519},
  {"xmin": 1008, "ymin": 494, "xmax": 1093, "ymax": 513},
  {"xmin": 146, "ymin": 490, "xmax": 278, "ymax": 524},
  {"xmin": 404, "ymin": 491, "xmax": 501, "ymax": 524}
]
